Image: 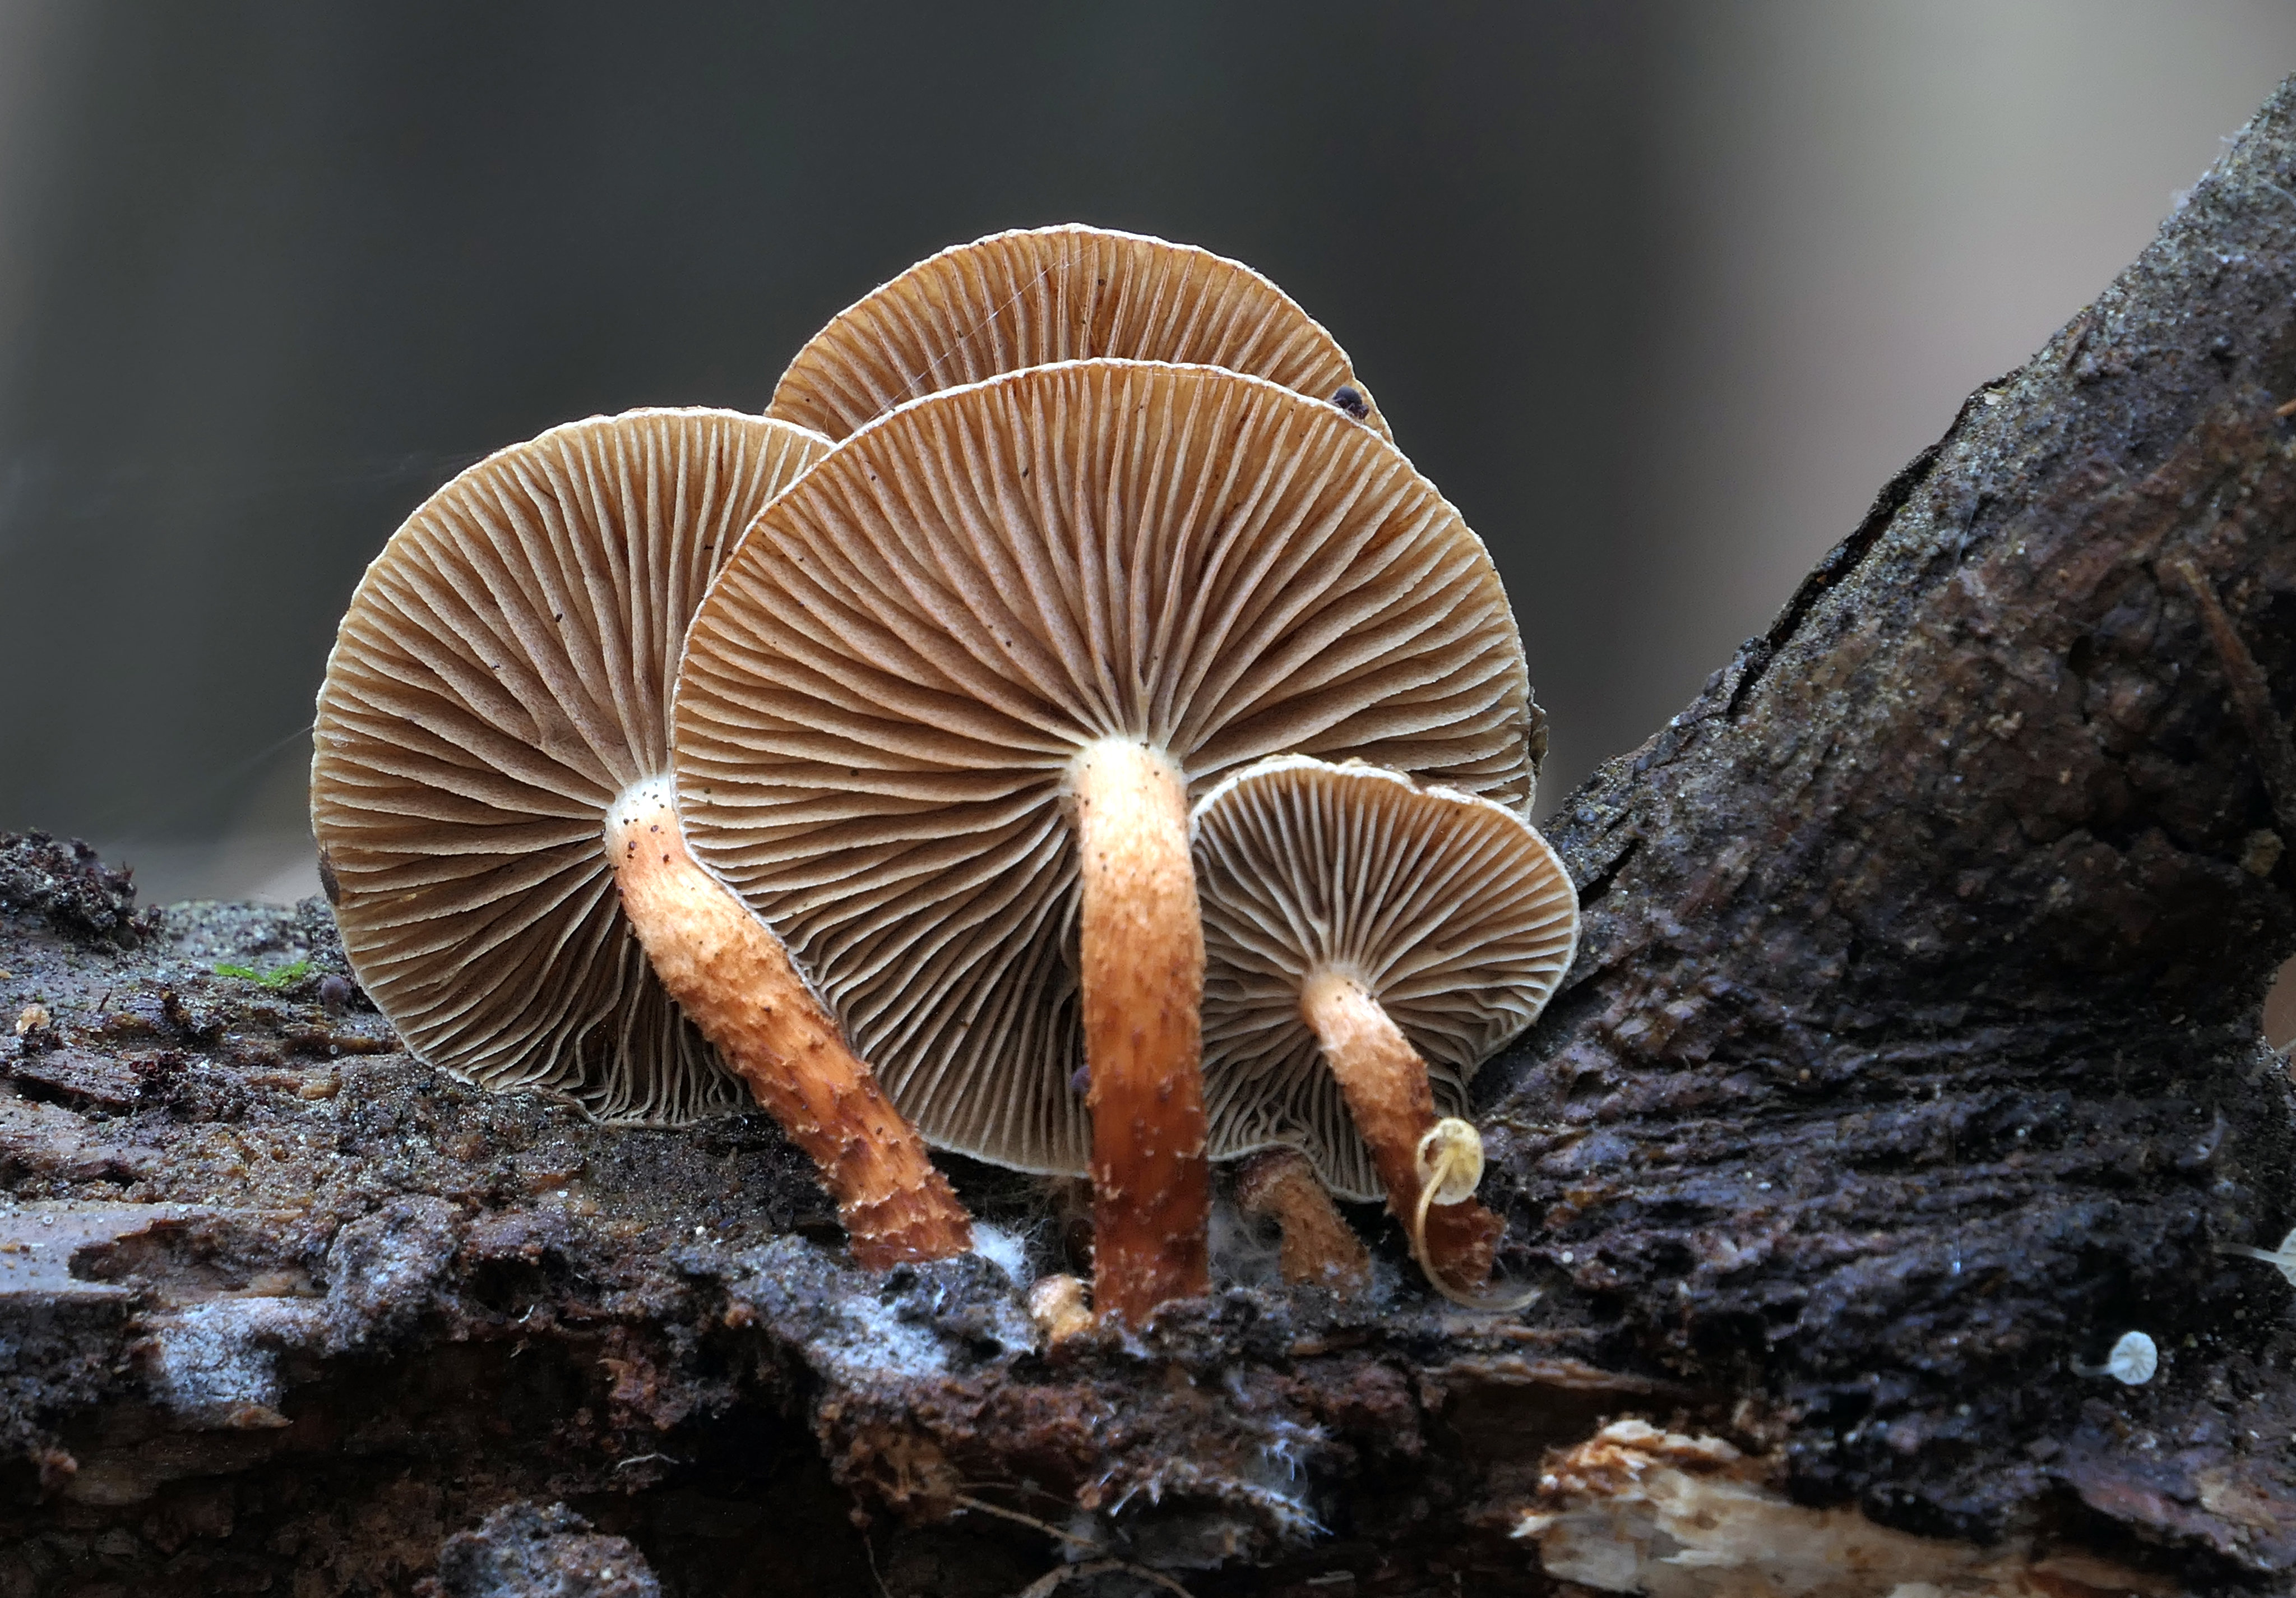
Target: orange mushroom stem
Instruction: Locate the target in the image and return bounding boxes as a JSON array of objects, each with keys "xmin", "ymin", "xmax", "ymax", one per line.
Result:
[
  {"xmin": 1234, "ymin": 1147, "xmax": 1372, "ymax": 1294},
  {"xmin": 1300, "ymin": 969, "xmax": 1504, "ymax": 1297},
  {"xmin": 608, "ymin": 777, "xmax": 973, "ymax": 1267},
  {"xmin": 1071, "ymin": 738, "xmax": 1211, "ymax": 1326}
]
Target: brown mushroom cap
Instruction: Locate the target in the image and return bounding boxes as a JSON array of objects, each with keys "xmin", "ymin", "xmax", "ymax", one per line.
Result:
[
  {"xmin": 1191, "ymin": 755, "xmax": 1578, "ymax": 1200},
  {"xmin": 765, "ymin": 224, "xmax": 1393, "ymax": 444},
  {"xmin": 312, "ymin": 408, "xmax": 831, "ymax": 1123},
  {"xmin": 673, "ymin": 359, "xmax": 1535, "ymax": 1176}
]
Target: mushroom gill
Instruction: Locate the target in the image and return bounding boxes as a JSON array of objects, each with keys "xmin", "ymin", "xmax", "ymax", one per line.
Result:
[
  {"xmin": 312, "ymin": 408, "xmax": 973, "ymax": 1266},
  {"xmin": 1191, "ymin": 756, "xmax": 1577, "ymax": 1302},
  {"xmin": 673, "ymin": 359, "xmax": 1536, "ymax": 1324}
]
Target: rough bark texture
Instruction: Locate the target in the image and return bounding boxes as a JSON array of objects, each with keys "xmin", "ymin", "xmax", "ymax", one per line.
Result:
[
  {"xmin": 1492, "ymin": 76, "xmax": 2296, "ymax": 1583},
  {"xmin": 8, "ymin": 78, "xmax": 2296, "ymax": 1598}
]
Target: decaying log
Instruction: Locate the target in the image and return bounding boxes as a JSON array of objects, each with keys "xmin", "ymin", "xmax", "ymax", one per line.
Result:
[{"xmin": 7, "ymin": 73, "xmax": 2296, "ymax": 1598}]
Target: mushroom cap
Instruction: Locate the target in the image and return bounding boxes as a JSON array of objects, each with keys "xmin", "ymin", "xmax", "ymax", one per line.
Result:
[
  {"xmin": 674, "ymin": 358, "xmax": 1535, "ymax": 1176},
  {"xmin": 1192, "ymin": 755, "xmax": 1578, "ymax": 1200},
  {"xmin": 312, "ymin": 408, "xmax": 831, "ymax": 1123},
  {"xmin": 766, "ymin": 224, "xmax": 1393, "ymax": 444},
  {"xmin": 2104, "ymin": 1331, "xmax": 2158, "ymax": 1385}
]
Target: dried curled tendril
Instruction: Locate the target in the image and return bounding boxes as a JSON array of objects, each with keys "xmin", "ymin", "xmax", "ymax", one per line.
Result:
[{"xmin": 1409, "ymin": 1117, "xmax": 1538, "ymax": 1312}]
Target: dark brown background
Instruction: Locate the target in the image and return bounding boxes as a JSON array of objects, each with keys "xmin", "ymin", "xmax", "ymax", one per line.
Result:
[{"xmin": 0, "ymin": 1, "xmax": 2288, "ymax": 899}]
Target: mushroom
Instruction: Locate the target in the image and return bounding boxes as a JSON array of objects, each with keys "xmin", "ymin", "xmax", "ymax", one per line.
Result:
[
  {"xmin": 1189, "ymin": 755, "xmax": 1578, "ymax": 1304},
  {"xmin": 1026, "ymin": 1273, "xmax": 1096, "ymax": 1347},
  {"xmin": 1233, "ymin": 1147, "xmax": 1373, "ymax": 1294},
  {"xmin": 765, "ymin": 223, "xmax": 1392, "ymax": 443},
  {"xmin": 2219, "ymin": 1225, "xmax": 2296, "ymax": 1285},
  {"xmin": 672, "ymin": 359, "xmax": 1536, "ymax": 1325},
  {"xmin": 2071, "ymin": 1331, "xmax": 2158, "ymax": 1386},
  {"xmin": 311, "ymin": 408, "xmax": 973, "ymax": 1266}
]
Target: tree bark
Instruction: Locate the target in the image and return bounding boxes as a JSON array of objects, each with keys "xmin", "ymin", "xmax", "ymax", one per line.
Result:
[
  {"xmin": 1491, "ymin": 71, "xmax": 2296, "ymax": 1578},
  {"xmin": 6, "ymin": 77, "xmax": 2296, "ymax": 1598}
]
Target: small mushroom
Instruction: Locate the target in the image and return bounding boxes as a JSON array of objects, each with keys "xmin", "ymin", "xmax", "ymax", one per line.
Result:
[
  {"xmin": 2219, "ymin": 1226, "xmax": 2296, "ymax": 1286},
  {"xmin": 765, "ymin": 223, "xmax": 1392, "ymax": 442},
  {"xmin": 674, "ymin": 359, "xmax": 1536, "ymax": 1325},
  {"xmin": 312, "ymin": 409, "xmax": 973, "ymax": 1266},
  {"xmin": 1234, "ymin": 1146, "xmax": 1372, "ymax": 1294},
  {"xmin": 1191, "ymin": 756, "xmax": 1578, "ymax": 1304},
  {"xmin": 2072, "ymin": 1331, "xmax": 2158, "ymax": 1386}
]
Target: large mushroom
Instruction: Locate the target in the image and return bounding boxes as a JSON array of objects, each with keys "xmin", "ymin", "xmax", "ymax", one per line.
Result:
[
  {"xmin": 672, "ymin": 359, "xmax": 1536, "ymax": 1324},
  {"xmin": 765, "ymin": 223, "xmax": 1393, "ymax": 442},
  {"xmin": 1191, "ymin": 755, "xmax": 1578, "ymax": 1303},
  {"xmin": 312, "ymin": 408, "xmax": 973, "ymax": 1266}
]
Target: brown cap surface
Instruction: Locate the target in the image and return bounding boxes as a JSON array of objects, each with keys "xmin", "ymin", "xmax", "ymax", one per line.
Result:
[
  {"xmin": 765, "ymin": 224, "xmax": 1392, "ymax": 443},
  {"xmin": 312, "ymin": 409, "xmax": 830, "ymax": 1122},
  {"xmin": 673, "ymin": 359, "xmax": 1534, "ymax": 1175},
  {"xmin": 1191, "ymin": 756, "xmax": 1578, "ymax": 1200}
]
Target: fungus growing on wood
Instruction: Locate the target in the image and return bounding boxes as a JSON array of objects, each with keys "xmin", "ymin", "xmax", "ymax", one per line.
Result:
[
  {"xmin": 2219, "ymin": 1226, "xmax": 2296, "ymax": 1285},
  {"xmin": 673, "ymin": 359, "xmax": 1535, "ymax": 1324},
  {"xmin": 311, "ymin": 408, "xmax": 973, "ymax": 1266},
  {"xmin": 1191, "ymin": 756, "xmax": 1576, "ymax": 1304},
  {"xmin": 1234, "ymin": 1147, "xmax": 1372, "ymax": 1294},
  {"xmin": 765, "ymin": 223, "xmax": 1392, "ymax": 442},
  {"xmin": 2071, "ymin": 1331, "xmax": 2158, "ymax": 1387}
]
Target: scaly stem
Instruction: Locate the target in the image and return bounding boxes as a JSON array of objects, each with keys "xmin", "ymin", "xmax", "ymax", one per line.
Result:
[
  {"xmin": 1235, "ymin": 1147, "xmax": 1371, "ymax": 1293},
  {"xmin": 608, "ymin": 777, "xmax": 973, "ymax": 1267},
  {"xmin": 1301, "ymin": 969, "xmax": 1502, "ymax": 1292},
  {"xmin": 1072, "ymin": 738, "xmax": 1210, "ymax": 1325}
]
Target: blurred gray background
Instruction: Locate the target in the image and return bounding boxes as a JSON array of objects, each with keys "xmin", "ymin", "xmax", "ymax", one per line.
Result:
[{"xmin": 1, "ymin": 1, "xmax": 2292, "ymax": 904}]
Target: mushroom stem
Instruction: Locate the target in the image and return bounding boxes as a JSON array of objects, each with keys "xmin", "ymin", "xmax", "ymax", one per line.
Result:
[
  {"xmin": 1300, "ymin": 969, "xmax": 1504, "ymax": 1294},
  {"xmin": 1234, "ymin": 1147, "xmax": 1372, "ymax": 1294},
  {"xmin": 608, "ymin": 777, "xmax": 973, "ymax": 1267},
  {"xmin": 1071, "ymin": 738, "xmax": 1210, "ymax": 1325}
]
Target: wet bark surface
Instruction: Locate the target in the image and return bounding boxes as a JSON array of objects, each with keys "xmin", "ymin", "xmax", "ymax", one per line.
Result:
[{"xmin": 8, "ymin": 77, "xmax": 2296, "ymax": 1598}]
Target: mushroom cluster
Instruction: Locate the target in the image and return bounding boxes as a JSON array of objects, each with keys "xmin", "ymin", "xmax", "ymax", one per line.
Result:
[{"xmin": 313, "ymin": 225, "xmax": 1578, "ymax": 1325}]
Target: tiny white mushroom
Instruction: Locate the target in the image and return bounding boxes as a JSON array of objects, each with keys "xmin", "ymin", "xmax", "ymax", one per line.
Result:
[
  {"xmin": 2218, "ymin": 1226, "xmax": 2296, "ymax": 1286},
  {"xmin": 2072, "ymin": 1331, "xmax": 2158, "ymax": 1385}
]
